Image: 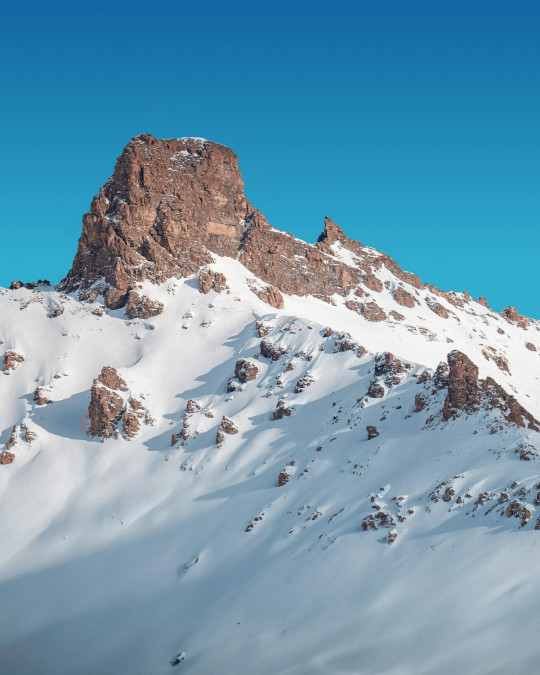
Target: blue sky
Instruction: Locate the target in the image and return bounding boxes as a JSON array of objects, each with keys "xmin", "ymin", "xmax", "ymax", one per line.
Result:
[{"xmin": 2, "ymin": 1, "xmax": 539, "ymax": 316}]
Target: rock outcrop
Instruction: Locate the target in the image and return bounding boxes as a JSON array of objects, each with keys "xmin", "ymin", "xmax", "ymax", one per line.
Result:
[
  {"xmin": 272, "ymin": 400, "xmax": 292, "ymax": 420},
  {"xmin": 2, "ymin": 350, "xmax": 25, "ymax": 374},
  {"xmin": 33, "ymin": 387, "xmax": 53, "ymax": 405},
  {"xmin": 125, "ymin": 291, "xmax": 164, "ymax": 319},
  {"xmin": 88, "ymin": 367, "xmax": 127, "ymax": 438},
  {"xmin": 248, "ymin": 284, "xmax": 284, "ymax": 309},
  {"xmin": 55, "ymin": 134, "xmax": 539, "ymax": 337},
  {"xmin": 198, "ymin": 270, "xmax": 228, "ymax": 295},
  {"xmin": 501, "ymin": 306, "xmax": 529, "ymax": 330},
  {"xmin": 234, "ymin": 359, "xmax": 258, "ymax": 384},
  {"xmin": 216, "ymin": 416, "xmax": 239, "ymax": 444},
  {"xmin": 392, "ymin": 287, "xmax": 417, "ymax": 308},
  {"xmin": 442, "ymin": 350, "xmax": 538, "ymax": 430},
  {"xmin": 442, "ymin": 351, "xmax": 480, "ymax": 419},
  {"xmin": 60, "ymin": 137, "xmax": 252, "ymax": 311},
  {"xmin": 58, "ymin": 136, "xmax": 430, "ymax": 313},
  {"xmin": 0, "ymin": 450, "xmax": 15, "ymax": 465},
  {"xmin": 88, "ymin": 366, "xmax": 149, "ymax": 439}
]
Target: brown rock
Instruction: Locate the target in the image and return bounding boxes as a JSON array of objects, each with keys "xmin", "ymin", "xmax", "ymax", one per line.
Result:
[
  {"xmin": 216, "ymin": 416, "xmax": 238, "ymax": 444},
  {"xmin": 0, "ymin": 450, "xmax": 15, "ymax": 465},
  {"xmin": 442, "ymin": 351, "xmax": 480, "ymax": 420},
  {"xmin": 276, "ymin": 472, "xmax": 291, "ymax": 486},
  {"xmin": 362, "ymin": 301, "xmax": 387, "ymax": 322},
  {"xmin": 61, "ymin": 137, "xmax": 248, "ymax": 310},
  {"xmin": 33, "ymin": 387, "xmax": 53, "ymax": 405},
  {"xmin": 294, "ymin": 376, "xmax": 313, "ymax": 393},
  {"xmin": 198, "ymin": 270, "xmax": 228, "ymax": 295},
  {"xmin": 186, "ymin": 399, "xmax": 201, "ymax": 414},
  {"xmin": 375, "ymin": 353, "xmax": 400, "ymax": 376},
  {"xmin": 363, "ymin": 272, "xmax": 383, "ymax": 293},
  {"xmin": 526, "ymin": 343, "xmax": 537, "ymax": 352},
  {"xmin": 501, "ymin": 306, "xmax": 529, "ymax": 330},
  {"xmin": 483, "ymin": 377, "xmax": 539, "ymax": 430},
  {"xmin": 442, "ymin": 487, "xmax": 455, "ymax": 502},
  {"xmin": 426, "ymin": 297, "xmax": 448, "ymax": 319},
  {"xmin": 250, "ymin": 285, "xmax": 284, "ymax": 309},
  {"xmin": 125, "ymin": 290, "xmax": 164, "ymax": 319},
  {"xmin": 505, "ymin": 500, "xmax": 532, "ymax": 527},
  {"xmin": 392, "ymin": 287, "xmax": 417, "ymax": 308},
  {"xmin": 333, "ymin": 333, "xmax": 364, "ymax": 355},
  {"xmin": 234, "ymin": 359, "xmax": 258, "ymax": 383},
  {"xmin": 2, "ymin": 350, "xmax": 25, "ymax": 373},
  {"xmin": 374, "ymin": 352, "xmax": 407, "ymax": 387},
  {"xmin": 255, "ymin": 321, "xmax": 272, "ymax": 338},
  {"xmin": 23, "ymin": 424, "xmax": 37, "ymax": 443},
  {"xmin": 346, "ymin": 300, "xmax": 386, "ymax": 322},
  {"xmin": 88, "ymin": 367, "xmax": 129, "ymax": 438},
  {"xmin": 89, "ymin": 385, "xmax": 124, "ymax": 438},
  {"xmin": 5, "ymin": 426, "xmax": 17, "ymax": 450},
  {"xmin": 97, "ymin": 366, "xmax": 128, "ymax": 391},
  {"xmin": 260, "ymin": 340, "xmax": 286, "ymax": 361},
  {"xmin": 441, "ymin": 350, "xmax": 539, "ymax": 430},
  {"xmin": 367, "ymin": 381, "xmax": 385, "ymax": 398},
  {"xmin": 366, "ymin": 425, "xmax": 380, "ymax": 440},
  {"xmin": 272, "ymin": 400, "xmax": 292, "ymax": 420},
  {"xmin": 122, "ymin": 412, "xmax": 140, "ymax": 438}
]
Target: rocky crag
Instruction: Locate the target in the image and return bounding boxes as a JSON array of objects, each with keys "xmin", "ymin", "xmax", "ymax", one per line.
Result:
[{"xmin": 59, "ymin": 135, "xmax": 533, "ymax": 328}]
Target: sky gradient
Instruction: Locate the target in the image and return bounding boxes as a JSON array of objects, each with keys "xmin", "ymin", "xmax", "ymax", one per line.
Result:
[{"xmin": 2, "ymin": 1, "xmax": 539, "ymax": 316}]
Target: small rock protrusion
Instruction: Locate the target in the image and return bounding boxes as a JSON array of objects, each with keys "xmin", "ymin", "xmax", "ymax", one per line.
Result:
[
  {"xmin": 33, "ymin": 387, "xmax": 53, "ymax": 405},
  {"xmin": 392, "ymin": 287, "xmax": 417, "ymax": 308},
  {"xmin": 216, "ymin": 416, "xmax": 238, "ymax": 444},
  {"xmin": 199, "ymin": 270, "xmax": 228, "ymax": 295},
  {"xmin": 234, "ymin": 359, "xmax": 258, "ymax": 384},
  {"xmin": 272, "ymin": 400, "xmax": 292, "ymax": 420},
  {"xmin": 2, "ymin": 350, "xmax": 25, "ymax": 374}
]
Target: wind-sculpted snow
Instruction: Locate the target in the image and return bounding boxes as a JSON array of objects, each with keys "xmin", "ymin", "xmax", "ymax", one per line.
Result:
[{"xmin": 1, "ymin": 256, "xmax": 540, "ymax": 675}]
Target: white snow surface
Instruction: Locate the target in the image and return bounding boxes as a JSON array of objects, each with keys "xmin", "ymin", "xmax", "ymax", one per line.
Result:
[{"xmin": 0, "ymin": 255, "xmax": 540, "ymax": 675}]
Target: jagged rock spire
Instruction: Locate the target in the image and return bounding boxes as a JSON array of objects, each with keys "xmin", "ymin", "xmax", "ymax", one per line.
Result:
[{"xmin": 317, "ymin": 216, "xmax": 347, "ymax": 244}]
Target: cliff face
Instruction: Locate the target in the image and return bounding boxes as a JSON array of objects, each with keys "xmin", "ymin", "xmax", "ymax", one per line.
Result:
[
  {"xmin": 60, "ymin": 134, "xmax": 425, "ymax": 311},
  {"xmin": 61, "ymin": 136, "xmax": 254, "ymax": 308}
]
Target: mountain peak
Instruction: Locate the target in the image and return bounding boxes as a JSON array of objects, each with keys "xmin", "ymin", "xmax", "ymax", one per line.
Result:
[
  {"xmin": 59, "ymin": 135, "xmax": 423, "ymax": 314},
  {"xmin": 60, "ymin": 134, "xmax": 253, "ymax": 308},
  {"xmin": 58, "ymin": 135, "xmax": 533, "ymax": 343},
  {"xmin": 317, "ymin": 216, "xmax": 348, "ymax": 244}
]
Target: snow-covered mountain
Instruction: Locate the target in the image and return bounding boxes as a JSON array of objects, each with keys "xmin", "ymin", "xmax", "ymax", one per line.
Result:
[{"xmin": 1, "ymin": 136, "xmax": 540, "ymax": 675}]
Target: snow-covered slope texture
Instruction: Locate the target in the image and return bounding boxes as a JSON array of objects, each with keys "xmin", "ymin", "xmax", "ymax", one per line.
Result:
[{"xmin": 1, "ymin": 253, "xmax": 540, "ymax": 675}]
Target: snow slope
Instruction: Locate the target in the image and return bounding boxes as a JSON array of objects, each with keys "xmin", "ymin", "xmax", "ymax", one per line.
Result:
[{"xmin": 1, "ymin": 255, "xmax": 540, "ymax": 675}]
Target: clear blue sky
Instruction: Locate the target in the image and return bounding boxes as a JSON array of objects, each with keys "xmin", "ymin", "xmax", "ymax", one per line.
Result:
[{"xmin": 2, "ymin": 1, "xmax": 539, "ymax": 316}]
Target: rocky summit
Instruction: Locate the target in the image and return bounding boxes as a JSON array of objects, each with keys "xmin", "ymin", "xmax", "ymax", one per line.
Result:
[{"xmin": 1, "ymin": 136, "xmax": 540, "ymax": 675}]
